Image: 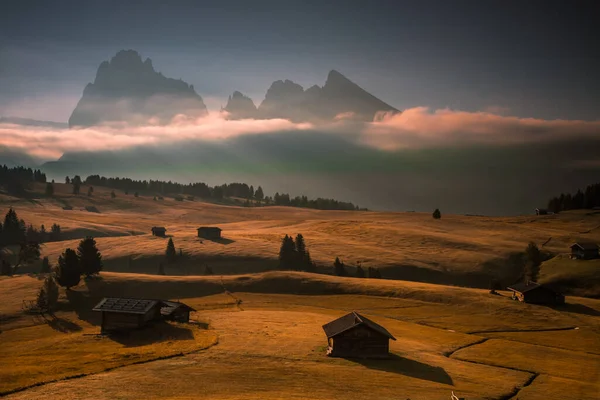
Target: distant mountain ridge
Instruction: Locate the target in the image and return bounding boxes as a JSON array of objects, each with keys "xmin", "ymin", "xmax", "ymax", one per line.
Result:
[
  {"xmin": 69, "ymin": 50, "xmax": 208, "ymax": 127},
  {"xmin": 225, "ymin": 69, "xmax": 399, "ymax": 122},
  {"xmin": 0, "ymin": 116, "xmax": 68, "ymax": 129},
  {"xmin": 70, "ymin": 49, "xmax": 399, "ymax": 127}
]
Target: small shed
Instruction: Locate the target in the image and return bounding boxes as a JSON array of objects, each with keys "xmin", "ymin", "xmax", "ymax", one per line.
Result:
[
  {"xmin": 570, "ymin": 242, "xmax": 599, "ymax": 260},
  {"xmin": 535, "ymin": 208, "xmax": 548, "ymax": 215},
  {"xmin": 507, "ymin": 282, "xmax": 565, "ymax": 305},
  {"xmin": 161, "ymin": 301, "xmax": 196, "ymax": 323},
  {"xmin": 93, "ymin": 298, "xmax": 164, "ymax": 334},
  {"xmin": 322, "ymin": 311, "xmax": 396, "ymax": 359},
  {"xmin": 197, "ymin": 226, "xmax": 222, "ymax": 240},
  {"xmin": 151, "ymin": 226, "xmax": 167, "ymax": 237}
]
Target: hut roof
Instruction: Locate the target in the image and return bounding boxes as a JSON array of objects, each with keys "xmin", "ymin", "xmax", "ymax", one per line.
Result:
[
  {"xmin": 571, "ymin": 242, "xmax": 599, "ymax": 251},
  {"xmin": 152, "ymin": 226, "xmax": 166, "ymax": 230},
  {"xmin": 197, "ymin": 226, "xmax": 221, "ymax": 231},
  {"xmin": 322, "ymin": 311, "xmax": 396, "ymax": 340},
  {"xmin": 92, "ymin": 298, "xmax": 163, "ymax": 314},
  {"xmin": 160, "ymin": 300, "xmax": 196, "ymax": 316}
]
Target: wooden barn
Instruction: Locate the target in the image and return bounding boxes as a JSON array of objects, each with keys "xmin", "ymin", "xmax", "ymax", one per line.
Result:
[
  {"xmin": 322, "ymin": 311, "xmax": 396, "ymax": 359},
  {"xmin": 535, "ymin": 208, "xmax": 548, "ymax": 215},
  {"xmin": 507, "ymin": 282, "xmax": 565, "ymax": 305},
  {"xmin": 570, "ymin": 242, "xmax": 599, "ymax": 260},
  {"xmin": 197, "ymin": 226, "xmax": 222, "ymax": 240},
  {"xmin": 93, "ymin": 298, "xmax": 164, "ymax": 334},
  {"xmin": 160, "ymin": 301, "xmax": 196, "ymax": 323},
  {"xmin": 151, "ymin": 226, "xmax": 167, "ymax": 237}
]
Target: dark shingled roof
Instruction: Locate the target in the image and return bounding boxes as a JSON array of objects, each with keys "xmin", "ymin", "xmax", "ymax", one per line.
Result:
[
  {"xmin": 92, "ymin": 298, "xmax": 162, "ymax": 314},
  {"xmin": 322, "ymin": 311, "xmax": 396, "ymax": 340},
  {"xmin": 571, "ymin": 242, "xmax": 599, "ymax": 251},
  {"xmin": 160, "ymin": 300, "xmax": 196, "ymax": 316},
  {"xmin": 507, "ymin": 281, "xmax": 561, "ymax": 295},
  {"xmin": 197, "ymin": 226, "xmax": 221, "ymax": 231},
  {"xmin": 152, "ymin": 226, "xmax": 166, "ymax": 231}
]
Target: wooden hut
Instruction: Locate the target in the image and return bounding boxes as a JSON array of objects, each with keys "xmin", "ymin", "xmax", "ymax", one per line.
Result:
[
  {"xmin": 570, "ymin": 242, "xmax": 599, "ymax": 260},
  {"xmin": 160, "ymin": 301, "xmax": 196, "ymax": 323},
  {"xmin": 93, "ymin": 298, "xmax": 164, "ymax": 334},
  {"xmin": 151, "ymin": 226, "xmax": 167, "ymax": 237},
  {"xmin": 322, "ymin": 311, "xmax": 396, "ymax": 358},
  {"xmin": 197, "ymin": 226, "xmax": 222, "ymax": 240},
  {"xmin": 507, "ymin": 282, "xmax": 565, "ymax": 305},
  {"xmin": 535, "ymin": 208, "xmax": 548, "ymax": 215}
]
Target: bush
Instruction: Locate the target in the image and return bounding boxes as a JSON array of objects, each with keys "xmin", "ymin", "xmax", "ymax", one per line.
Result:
[{"xmin": 433, "ymin": 209, "xmax": 441, "ymax": 219}]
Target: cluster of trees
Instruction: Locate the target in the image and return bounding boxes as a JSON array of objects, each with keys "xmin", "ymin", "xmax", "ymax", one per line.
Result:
[
  {"xmin": 81, "ymin": 174, "xmax": 362, "ymax": 211},
  {"xmin": 0, "ymin": 208, "xmax": 63, "ymax": 275},
  {"xmin": 333, "ymin": 258, "xmax": 382, "ymax": 278},
  {"xmin": 278, "ymin": 234, "xmax": 316, "ymax": 272},
  {"xmin": 0, "ymin": 208, "xmax": 62, "ymax": 247},
  {"xmin": 270, "ymin": 193, "xmax": 363, "ymax": 211},
  {"xmin": 0, "ymin": 165, "xmax": 47, "ymax": 194},
  {"xmin": 547, "ymin": 182, "xmax": 600, "ymax": 213},
  {"xmin": 432, "ymin": 208, "xmax": 441, "ymax": 219},
  {"xmin": 524, "ymin": 242, "xmax": 542, "ymax": 283}
]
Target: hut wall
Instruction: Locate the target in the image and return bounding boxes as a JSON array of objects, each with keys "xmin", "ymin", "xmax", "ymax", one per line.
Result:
[
  {"xmin": 101, "ymin": 312, "xmax": 144, "ymax": 332},
  {"xmin": 329, "ymin": 326, "xmax": 390, "ymax": 358}
]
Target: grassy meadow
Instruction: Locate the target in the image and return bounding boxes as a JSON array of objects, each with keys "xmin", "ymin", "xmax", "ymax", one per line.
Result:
[{"xmin": 1, "ymin": 183, "xmax": 599, "ymax": 399}]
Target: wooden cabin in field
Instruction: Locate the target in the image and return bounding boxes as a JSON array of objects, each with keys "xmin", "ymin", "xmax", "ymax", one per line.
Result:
[
  {"xmin": 160, "ymin": 301, "xmax": 196, "ymax": 323},
  {"xmin": 93, "ymin": 298, "xmax": 164, "ymax": 334},
  {"xmin": 507, "ymin": 282, "xmax": 565, "ymax": 305},
  {"xmin": 151, "ymin": 226, "xmax": 167, "ymax": 237},
  {"xmin": 197, "ymin": 226, "xmax": 222, "ymax": 240},
  {"xmin": 570, "ymin": 242, "xmax": 599, "ymax": 260},
  {"xmin": 535, "ymin": 208, "xmax": 548, "ymax": 215},
  {"xmin": 322, "ymin": 311, "xmax": 396, "ymax": 358}
]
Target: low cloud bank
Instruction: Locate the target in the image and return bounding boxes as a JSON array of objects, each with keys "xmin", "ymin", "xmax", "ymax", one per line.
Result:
[{"xmin": 1, "ymin": 108, "xmax": 599, "ymax": 160}]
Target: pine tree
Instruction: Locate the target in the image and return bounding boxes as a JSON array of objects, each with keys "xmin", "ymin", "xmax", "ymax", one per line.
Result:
[
  {"xmin": 50, "ymin": 223, "xmax": 61, "ymax": 241},
  {"xmin": 356, "ymin": 265, "xmax": 365, "ymax": 278},
  {"xmin": 334, "ymin": 257, "xmax": 346, "ymax": 276},
  {"xmin": 55, "ymin": 248, "xmax": 81, "ymax": 289},
  {"xmin": 278, "ymin": 235, "xmax": 296, "ymax": 269},
  {"xmin": 72, "ymin": 175, "xmax": 81, "ymax": 195},
  {"xmin": 255, "ymin": 186, "xmax": 264, "ymax": 201},
  {"xmin": 65, "ymin": 176, "xmax": 70, "ymax": 184},
  {"xmin": 433, "ymin": 208, "xmax": 441, "ymax": 219},
  {"xmin": 77, "ymin": 236, "xmax": 103, "ymax": 277},
  {"xmin": 40, "ymin": 256, "xmax": 51, "ymax": 273},
  {"xmin": 3, "ymin": 208, "xmax": 25, "ymax": 245},
  {"xmin": 39, "ymin": 224, "xmax": 47, "ymax": 243},
  {"xmin": 249, "ymin": 185, "xmax": 254, "ymax": 199},
  {"xmin": 524, "ymin": 242, "xmax": 542, "ymax": 282},
  {"xmin": 45, "ymin": 182, "xmax": 54, "ymax": 196},
  {"xmin": 165, "ymin": 238, "xmax": 177, "ymax": 263},
  {"xmin": 294, "ymin": 234, "xmax": 307, "ymax": 270},
  {"xmin": 14, "ymin": 242, "xmax": 41, "ymax": 271},
  {"xmin": 37, "ymin": 276, "xmax": 59, "ymax": 312}
]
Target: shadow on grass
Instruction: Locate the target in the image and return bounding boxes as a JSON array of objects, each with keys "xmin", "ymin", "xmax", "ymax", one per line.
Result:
[
  {"xmin": 552, "ymin": 303, "xmax": 600, "ymax": 317},
  {"xmin": 63, "ymin": 288, "xmax": 103, "ymax": 326},
  {"xmin": 108, "ymin": 321, "xmax": 195, "ymax": 347},
  {"xmin": 46, "ymin": 315, "xmax": 83, "ymax": 333},
  {"xmin": 202, "ymin": 237, "xmax": 235, "ymax": 245},
  {"xmin": 346, "ymin": 353, "xmax": 453, "ymax": 386}
]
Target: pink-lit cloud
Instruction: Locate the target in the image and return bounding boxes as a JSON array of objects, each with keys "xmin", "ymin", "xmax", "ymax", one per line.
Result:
[{"xmin": 1, "ymin": 108, "xmax": 599, "ymax": 161}]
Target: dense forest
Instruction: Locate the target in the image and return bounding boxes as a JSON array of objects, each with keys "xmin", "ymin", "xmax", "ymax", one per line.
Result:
[
  {"xmin": 547, "ymin": 182, "xmax": 600, "ymax": 213},
  {"xmin": 0, "ymin": 165, "xmax": 47, "ymax": 194}
]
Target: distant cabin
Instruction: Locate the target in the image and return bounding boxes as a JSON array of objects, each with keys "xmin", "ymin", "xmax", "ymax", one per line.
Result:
[
  {"xmin": 570, "ymin": 242, "xmax": 599, "ymax": 260},
  {"xmin": 151, "ymin": 226, "xmax": 167, "ymax": 236},
  {"xmin": 535, "ymin": 208, "xmax": 548, "ymax": 215},
  {"xmin": 197, "ymin": 226, "xmax": 222, "ymax": 240},
  {"xmin": 93, "ymin": 297, "xmax": 195, "ymax": 333},
  {"xmin": 507, "ymin": 282, "xmax": 565, "ymax": 305},
  {"xmin": 161, "ymin": 300, "xmax": 196, "ymax": 323},
  {"xmin": 322, "ymin": 311, "xmax": 396, "ymax": 359},
  {"xmin": 93, "ymin": 298, "xmax": 164, "ymax": 334}
]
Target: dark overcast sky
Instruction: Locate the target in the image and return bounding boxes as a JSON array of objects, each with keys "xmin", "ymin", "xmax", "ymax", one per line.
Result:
[{"xmin": 0, "ymin": 0, "xmax": 598, "ymax": 121}]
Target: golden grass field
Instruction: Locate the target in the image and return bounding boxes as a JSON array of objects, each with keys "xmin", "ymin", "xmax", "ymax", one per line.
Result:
[
  {"xmin": 1, "ymin": 272, "xmax": 599, "ymax": 399},
  {"xmin": 2, "ymin": 182, "xmax": 600, "ymax": 294},
  {"xmin": 1, "ymin": 183, "xmax": 599, "ymax": 399}
]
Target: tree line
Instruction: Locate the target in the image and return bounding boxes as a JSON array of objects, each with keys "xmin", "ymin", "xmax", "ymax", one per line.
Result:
[
  {"xmin": 547, "ymin": 182, "xmax": 600, "ymax": 213},
  {"xmin": 81, "ymin": 174, "xmax": 364, "ymax": 211},
  {"xmin": 0, "ymin": 165, "xmax": 47, "ymax": 195}
]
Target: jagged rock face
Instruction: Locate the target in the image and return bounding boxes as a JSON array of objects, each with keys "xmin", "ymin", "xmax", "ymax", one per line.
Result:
[
  {"xmin": 69, "ymin": 50, "xmax": 207, "ymax": 127},
  {"xmin": 223, "ymin": 91, "xmax": 258, "ymax": 119},
  {"xmin": 252, "ymin": 70, "xmax": 398, "ymax": 123}
]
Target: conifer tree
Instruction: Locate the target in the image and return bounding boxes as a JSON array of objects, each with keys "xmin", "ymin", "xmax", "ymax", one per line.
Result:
[
  {"xmin": 165, "ymin": 238, "xmax": 177, "ymax": 263},
  {"xmin": 40, "ymin": 224, "xmax": 47, "ymax": 243},
  {"xmin": 278, "ymin": 235, "xmax": 296, "ymax": 269},
  {"xmin": 77, "ymin": 236, "xmax": 103, "ymax": 277},
  {"xmin": 40, "ymin": 256, "xmax": 51, "ymax": 273},
  {"xmin": 524, "ymin": 242, "xmax": 542, "ymax": 282},
  {"xmin": 37, "ymin": 276, "xmax": 59, "ymax": 312},
  {"xmin": 433, "ymin": 208, "xmax": 441, "ymax": 219},
  {"xmin": 255, "ymin": 186, "xmax": 264, "ymax": 201},
  {"xmin": 50, "ymin": 223, "xmax": 61, "ymax": 241},
  {"xmin": 55, "ymin": 248, "xmax": 81, "ymax": 289},
  {"xmin": 334, "ymin": 257, "xmax": 346, "ymax": 276},
  {"xmin": 356, "ymin": 265, "xmax": 365, "ymax": 278}
]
